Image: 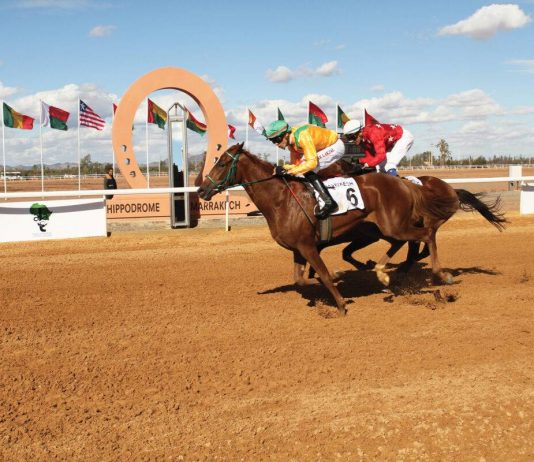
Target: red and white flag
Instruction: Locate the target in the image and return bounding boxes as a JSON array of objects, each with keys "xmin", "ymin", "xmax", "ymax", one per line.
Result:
[
  {"xmin": 248, "ymin": 109, "xmax": 266, "ymax": 136},
  {"xmin": 79, "ymin": 99, "xmax": 105, "ymax": 130}
]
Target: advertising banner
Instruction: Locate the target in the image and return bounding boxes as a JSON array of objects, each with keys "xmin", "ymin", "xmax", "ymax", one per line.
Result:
[{"xmin": 0, "ymin": 199, "xmax": 106, "ymax": 243}]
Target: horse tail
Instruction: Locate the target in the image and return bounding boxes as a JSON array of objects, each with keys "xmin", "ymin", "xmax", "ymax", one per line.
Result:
[
  {"xmin": 455, "ymin": 189, "xmax": 507, "ymax": 231},
  {"xmin": 411, "ymin": 182, "xmax": 459, "ymax": 223}
]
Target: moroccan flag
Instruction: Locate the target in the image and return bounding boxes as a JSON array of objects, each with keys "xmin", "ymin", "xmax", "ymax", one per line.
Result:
[
  {"xmin": 308, "ymin": 101, "xmax": 328, "ymax": 128},
  {"xmin": 365, "ymin": 109, "xmax": 380, "ymax": 126},
  {"xmin": 277, "ymin": 108, "xmax": 285, "ymax": 121},
  {"xmin": 147, "ymin": 98, "xmax": 167, "ymax": 129},
  {"xmin": 337, "ymin": 105, "xmax": 350, "ymax": 130},
  {"xmin": 185, "ymin": 108, "xmax": 207, "ymax": 136},
  {"xmin": 228, "ymin": 124, "xmax": 236, "ymax": 139},
  {"xmin": 248, "ymin": 109, "xmax": 266, "ymax": 136},
  {"xmin": 41, "ymin": 101, "xmax": 69, "ymax": 131},
  {"xmin": 3, "ymin": 103, "xmax": 34, "ymax": 130}
]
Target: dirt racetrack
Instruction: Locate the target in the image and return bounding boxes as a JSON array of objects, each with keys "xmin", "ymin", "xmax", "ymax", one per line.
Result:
[{"xmin": 1, "ymin": 213, "xmax": 534, "ymax": 461}]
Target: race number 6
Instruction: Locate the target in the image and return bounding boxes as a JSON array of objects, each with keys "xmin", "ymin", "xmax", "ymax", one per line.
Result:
[{"xmin": 346, "ymin": 188, "xmax": 358, "ymax": 206}]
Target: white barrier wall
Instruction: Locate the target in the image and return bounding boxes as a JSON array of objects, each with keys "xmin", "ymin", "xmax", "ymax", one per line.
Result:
[
  {"xmin": 520, "ymin": 185, "xmax": 534, "ymax": 215},
  {"xmin": 0, "ymin": 198, "xmax": 106, "ymax": 243}
]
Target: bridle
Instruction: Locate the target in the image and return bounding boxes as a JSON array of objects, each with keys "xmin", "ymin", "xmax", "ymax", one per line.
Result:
[
  {"xmin": 204, "ymin": 145, "xmax": 314, "ymax": 225},
  {"xmin": 205, "ymin": 146, "xmax": 276, "ymax": 193}
]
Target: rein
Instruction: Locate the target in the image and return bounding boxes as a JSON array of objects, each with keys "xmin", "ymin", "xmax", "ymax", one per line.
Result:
[
  {"xmin": 205, "ymin": 147, "xmax": 314, "ymax": 225},
  {"xmin": 282, "ymin": 177, "xmax": 315, "ymax": 226}
]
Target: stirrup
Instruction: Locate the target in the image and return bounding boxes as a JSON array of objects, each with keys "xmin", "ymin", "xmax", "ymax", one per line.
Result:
[{"xmin": 315, "ymin": 202, "xmax": 338, "ymax": 220}]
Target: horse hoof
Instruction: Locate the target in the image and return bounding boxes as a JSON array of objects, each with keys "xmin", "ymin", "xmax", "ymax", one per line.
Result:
[
  {"xmin": 443, "ymin": 273, "xmax": 454, "ymax": 285},
  {"xmin": 380, "ymin": 274, "xmax": 390, "ymax": 286},
  {"xmin": 337, "ymin": 307, "xmax": 347, "ymax": 316}
]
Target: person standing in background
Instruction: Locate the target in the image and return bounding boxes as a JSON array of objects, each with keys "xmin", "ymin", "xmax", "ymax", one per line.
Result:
[{"xmin": 104, "ymin": 165, "xmax": 117, "ymax": 200}]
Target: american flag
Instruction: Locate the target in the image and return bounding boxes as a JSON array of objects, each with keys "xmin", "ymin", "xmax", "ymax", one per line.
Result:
[{"xmin": 79, "ymin": 99, "xmax": 105, "ymax": 130}]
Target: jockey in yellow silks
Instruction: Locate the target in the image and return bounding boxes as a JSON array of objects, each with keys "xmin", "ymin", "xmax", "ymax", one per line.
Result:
[{"xmin": 265, "ymin": 120, "xmax": 345, "ymax": 219}]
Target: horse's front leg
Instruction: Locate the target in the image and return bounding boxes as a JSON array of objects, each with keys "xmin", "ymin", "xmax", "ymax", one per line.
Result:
[
  {"xmin": 299, "ymin": 245, "xmax": 347, "ymax": 316},
  {"xmin": 294, "ymin": 250, "xmax": 318, "ymax": 286},
  {"xmin": 373, "ymin": 239, "xmax": 406, "ymax": 286}
]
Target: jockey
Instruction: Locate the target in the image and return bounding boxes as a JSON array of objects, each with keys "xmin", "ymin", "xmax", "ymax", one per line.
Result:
[
  {"xmin": 343, "ymin": 119, "xmax": 414, "ymax": 176},
  {"xmin": 265, "ymin": 120, "xmax": 345, "ymax": 220}
]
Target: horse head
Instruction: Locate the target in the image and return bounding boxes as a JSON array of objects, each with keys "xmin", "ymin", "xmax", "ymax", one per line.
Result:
[{"xmin": 198, "ymin": 142, "xmax": 245, "ymax": 200}]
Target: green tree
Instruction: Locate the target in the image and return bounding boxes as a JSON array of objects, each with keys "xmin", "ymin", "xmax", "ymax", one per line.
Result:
[{"xmin": 435, "ymin": 139, "xmax": 452, "ymax": 166}]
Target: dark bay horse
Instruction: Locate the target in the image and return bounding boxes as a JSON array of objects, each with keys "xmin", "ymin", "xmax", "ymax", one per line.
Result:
[{"xmin": 198, "ymin": 143, "xmax": 505, "ymax": 315}]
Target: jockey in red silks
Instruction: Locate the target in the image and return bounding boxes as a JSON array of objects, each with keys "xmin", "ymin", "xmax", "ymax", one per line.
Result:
[
  {"xmin": 265, "ymin": 120, "xmax": 345, "ymax": 219},
  {"xmin": 343, "ymin": 119, "xmax": 414, "ymax": 176}
]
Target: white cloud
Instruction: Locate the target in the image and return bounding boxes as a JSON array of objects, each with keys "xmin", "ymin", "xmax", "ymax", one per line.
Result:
[
  {"xmin": 0, "ymin": 81, "xmax": 20, "ymax": 99},
  {"xmin": 438, "ymin": 4, "xmax": 531, "ymax": 40},
  {"xmin": 315, "ymin": 61, "xmax": 339, "ymax": 76},
  {"xmin": 89, "ymin": 25, "xmax": 116, "ymax": 37},
  {"xmin": 370, "ymin": 84, "xmax": 385, "ymax": 93},
  {"xmin": 506, "ymin": 59, "xmax": 534, "ymax": 73},
  {"xmin": 265, "ymin": 66, "xmax": 296, "ymax": 83},
  {"xmin": 265, "ymin": 61, "xmax": 340, "ymax": 83}
]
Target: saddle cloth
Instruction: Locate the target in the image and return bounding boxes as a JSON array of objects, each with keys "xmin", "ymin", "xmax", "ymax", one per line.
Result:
[
  {"xmin": 314, "ymin": 177, "xmax": 365, "ymax": 215},
  {"xmin": 403, "ymin": 175, "xmax": 423, "ymax": 186}
]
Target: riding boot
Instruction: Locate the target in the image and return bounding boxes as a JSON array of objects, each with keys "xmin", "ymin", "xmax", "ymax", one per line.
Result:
[{"xmin": 304, "ymin": 171, "xmax": 338, "ymax": 220}]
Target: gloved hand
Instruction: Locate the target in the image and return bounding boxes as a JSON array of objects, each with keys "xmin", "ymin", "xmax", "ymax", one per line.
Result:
[{"xmin": 274, "ymin": 166, "xmax": 289, "ymax": 177}]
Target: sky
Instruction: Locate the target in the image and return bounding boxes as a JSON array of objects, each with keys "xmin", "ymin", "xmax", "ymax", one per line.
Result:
[{"xmin": 1, "ymin": 0, "xmax": 534, "ymax": 168}]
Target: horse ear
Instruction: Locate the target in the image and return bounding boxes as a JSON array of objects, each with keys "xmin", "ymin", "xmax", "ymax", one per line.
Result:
[{"xmin": 237, "ymin": 141, "xmax": 245, "ymax": 152}]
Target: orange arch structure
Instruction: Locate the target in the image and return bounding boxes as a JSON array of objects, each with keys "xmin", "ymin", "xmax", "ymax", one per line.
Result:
[{"xmin": 112, "ymin": 66, "xmax": 228, "ymax": 188}]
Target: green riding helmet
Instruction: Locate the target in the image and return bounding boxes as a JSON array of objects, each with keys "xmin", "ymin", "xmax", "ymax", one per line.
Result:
[{"xmin": 265, "ymin": 120, "xmax": 290, "ymax": 140}]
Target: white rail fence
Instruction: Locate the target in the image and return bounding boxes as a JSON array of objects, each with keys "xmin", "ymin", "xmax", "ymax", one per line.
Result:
[{"xmin": 2, "ymin": 176, "xmax": 534, "ymax": 231}]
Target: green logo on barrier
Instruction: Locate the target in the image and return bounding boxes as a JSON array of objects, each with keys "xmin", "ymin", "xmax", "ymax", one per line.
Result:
[{"xmin": 30, "ymin": 203, "xmax": 53, "ymax": 232}]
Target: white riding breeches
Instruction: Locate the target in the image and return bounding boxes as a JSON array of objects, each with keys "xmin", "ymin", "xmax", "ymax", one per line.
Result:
[
  {"xmin": 314, "ymin": 138, "xmax": 346, "ymax": 173},
  {"xmin": 377, "ymin": 129, "xmax": 414, "ymax": 172}
]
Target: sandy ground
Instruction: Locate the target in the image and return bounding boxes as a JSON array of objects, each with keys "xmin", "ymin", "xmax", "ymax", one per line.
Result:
[{"xmin": 1, "ymin": 210, "xmax": 533, "ymax": 461}]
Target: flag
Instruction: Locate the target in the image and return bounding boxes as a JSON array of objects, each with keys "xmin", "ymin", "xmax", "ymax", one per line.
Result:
[
  {"xmin": 364, "ymin": 109, "xmax": 380, "ymax": 126},
  {"xmin": 185, "ymin": 108, "xmax": 207, "ymax": 135},
  {"xmin": 80, "ymin": 100, "xmax": 105, "ymax": 130},
  {"xmin": 3, "ymin": 103, "xmax": 34, "ymax": 130},
  {"xmin": 41, "ymin": 101, "xmax": 69, "ymax": 131},
  {"xmin": 147, "ymin": 98, "xmax": 167, "ymax": 129},
  {"xmin": 228, "ymin": 124, "xmax": 236, "ymax": 139},
  {"xmin": 277, "ymin": 107, "xmax": 285, "ymax": 121},
  {"xmin": 248, "ymin": 109, "xmax": 266, "ymax": 136},
  {"xmin": 337, "ymin": 105, "xmax": 350, "ymax": 130},
  {"xmin": 308, "ymin": 101, "xmax": 328, "ymax": 128}
]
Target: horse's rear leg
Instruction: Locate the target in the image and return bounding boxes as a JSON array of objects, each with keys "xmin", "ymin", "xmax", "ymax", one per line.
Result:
[
  {"xmin": 427, "ymin": 231, "xmax": 454, "ymax": 284},
  {"xmin": 299, "ymin": 246, "xmax": 347, "ymax": 316},
  {"xmin": 342, "ymin": 237, "xmax": 378, "ymax": 270}
]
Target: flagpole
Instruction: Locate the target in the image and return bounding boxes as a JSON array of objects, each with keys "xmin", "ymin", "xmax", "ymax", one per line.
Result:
[
  {"xmin": 145, "ymin": 99, "xmax": 150, "ymax": 188},
  {"xmin": 39, "ymin": 100, "xmax": 44, "ymax": 193},
  {"xmin": 111, "ymin": 103, "xmax": 116, "ymax": 175},
  {"xmin": 78, "ymin": 98, "xmax": 81, "ymax": 191},
  {"xmin": 245, "ymin": 108, "xmax": 249, "ymax": 150},
  {"xmin": 1, "ymin": 101, "xmax": 6, "ymax": 196},
  {"xmin": 335, "ymin": 103, "xmax": 339, "ymax": 134}
]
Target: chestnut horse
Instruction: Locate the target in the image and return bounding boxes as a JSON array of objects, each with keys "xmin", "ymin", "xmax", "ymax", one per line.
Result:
[
  {"xmin": 309, "ymin": 176, "xmax": 506, "ymax": 285},
  {"xmin": 198, "ymin": 143, "xmax": 505, "ymax": 315}
]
